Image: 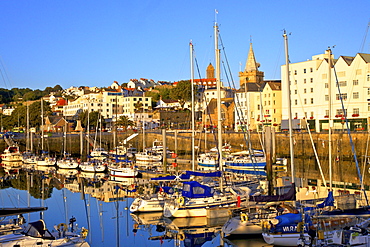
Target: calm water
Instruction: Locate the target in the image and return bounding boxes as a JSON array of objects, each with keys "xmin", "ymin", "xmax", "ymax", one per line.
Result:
[{"xmin": 0, "ymin": 162, "xmax": 269, "ymax": 247}]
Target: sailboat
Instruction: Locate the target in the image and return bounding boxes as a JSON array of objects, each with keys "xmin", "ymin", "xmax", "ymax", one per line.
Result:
[
  {"xmin": 0, "ymin": 218, "xmax": 90, "ymax": 247},
  {"xmin": 1, "ymin": 133, "xmax": 22, "ymax": 162},
  {"xmin": 164, "ymin": 20, "xmax": 258, "ymax": 218},
  {"xmin": 56, "ymin": 121, "xmax": 79, "ymax": 169}
]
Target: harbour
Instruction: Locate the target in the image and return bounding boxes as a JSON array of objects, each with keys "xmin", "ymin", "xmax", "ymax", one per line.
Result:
[{"xmin": 0, "ymin": 130, "xmax": 369, "ymax": 246}]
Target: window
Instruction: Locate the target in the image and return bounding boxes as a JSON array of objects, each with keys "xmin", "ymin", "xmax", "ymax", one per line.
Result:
[
  {"xmin": 310, "ymin": 88, "xmax": 314, "ymax": 93},
  {"xmin": 311, "ymin": 98, "xmax": 314, "ymax": 104},
  {"xmin": 336, "ymin": 93, "xmax": 347, "ymax": 100},
  {"xmin": 294, "ymin": 99, "xmax": 298, "ymax": 105},
  {"xmin": 310, "ymin": 68, "xmax": 313, "ymax": 72},
  {"xmin": 325, "ymin": 110, "xmax": 329, "ymax": 116},
  {"xmin": 325, "ymin": 95, "xmax": 329, "ymax": 101},
  {"xmin": 336, "ymin": 109, "xmax": 343, "ymax": 115},
  {"xmin": 339, "ymin": 81, "xmax": 347, "ymax": 87},
  {"xmin": 304, "ymin": 79, "xmax": 307, "ymax": 83},
  {"xmin": 304, "ymin": 99, "xmax": 307, "ymax": 104},
  {"xmin": 311, "ymin": 112, "xmax": 314, "ymax": 117},
  {"xmin": 353, "ymin": 80, "xmax": 359, "ymax": 85},
  {"xmin": 294, "ymin": 70, "xmax": 297, "ymax": 75},
  {"xmin": 304, "ymin": 89, "xmax": 307, "ymax": 93},
  {"xmin": 310, "ymin": 78, "xmax": 313, "ymax": 83},
  {"xmin": 295, "ymin": 89, "xmax": 297, "ymax": 94},
  {"xmin": 353, "ymin": 92, "xmax": 359, "ymax": 99},
  {"xmin": 368, "ymin": 88, "xmax": 370, "ymax": 95},
  {"xmin": 353, "ymin": 108, "xmax": 359, "ymax": 115},
  {"xmin": 325, "ymin": 83, "xmax": 328, "ymax": 88},
  {"xmin": 304, "ymin": 68, "xmax": 306, "ymax": 73},
  {"xmin": 295, "ymin": 80, "xmax": 297, "ymax": 85}
]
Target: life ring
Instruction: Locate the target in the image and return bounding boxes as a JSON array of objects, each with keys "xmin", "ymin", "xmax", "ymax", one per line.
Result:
[
  {"xmin": 177, "ymin": 196, "xmax": 185, "ymax": 206},
  {"xmin": 57, "ymin": 223, "xmax": 68, "ymax": 231},
  {"xmin": 178, "ymin": 233, "xmax": 185, "ymax": 241},
  {"xmin": 240, "ymin": 213, "xmax": 248, "ymax": 222},
  {"xmin": 81, "ymin": 228, "xmax": 89, "ymax": 238}
]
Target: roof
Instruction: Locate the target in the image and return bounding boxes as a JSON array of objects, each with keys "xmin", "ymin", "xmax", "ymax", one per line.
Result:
[
  {"xmin": 358, "ymin": 53, "xmax": 370, "ymax": 63},
  {"xmin": 265, "ymin": 80, "xmax": 282, "ymax": 91},
  {"xmin": 56, "ymin": 99, "xmax": 67, "ymax": 106},
  {"xmin": 340, "ymin": 55, "xmax": 355, "ymax": 65}
]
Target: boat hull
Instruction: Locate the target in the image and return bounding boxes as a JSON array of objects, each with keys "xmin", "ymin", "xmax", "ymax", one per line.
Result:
[
  {"xmin": 130, "ymin": 197, "xmax": 165, "ymax": 213},
  {"xmin": 222, "ymin": 216, "xmax": 262, "ymax": 235}
]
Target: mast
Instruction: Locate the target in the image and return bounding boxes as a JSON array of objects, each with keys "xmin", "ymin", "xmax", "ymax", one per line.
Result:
[
  {"xmin": 142, "ymin": 92, "xmax": 145, "ymax": 151},
  {"xmin": 215, "ymin": 19, "xmax": 223, "ymax": 190},
  {"xmin": 327, "ymin": 48, "xmax": 333, "ymax": 191},
  {"xmin": 190, "ymin": 40, "xmax": 195, "ymax": 171},
  {"xmin": 26, "ymin": 103, "xmax": 30, "ymax": 151},
  {"xmin": 283, "ymin": 31, "xmax": 295, "ymax": 184},
  {"xmin": 41, "ymin": 98, "xmax": 44, "ymax": 151}
]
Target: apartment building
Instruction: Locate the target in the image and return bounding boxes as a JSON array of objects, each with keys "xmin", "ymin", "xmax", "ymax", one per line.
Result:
[{"xmin": 281, "ymin": 50, "xmax": 370, "ymax": 132}]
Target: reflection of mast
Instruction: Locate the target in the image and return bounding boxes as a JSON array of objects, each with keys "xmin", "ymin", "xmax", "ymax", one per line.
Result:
[
  {"xmin": 63, "ymin": 189, "xmax": 68, "ymax": 226},
  {"xmin": 97, "ymin": 200, "xmax": 104, "ymax": 243},
  {"xmin": 81, "ymin": 180, "xmax": 92, "ymax": 244}
]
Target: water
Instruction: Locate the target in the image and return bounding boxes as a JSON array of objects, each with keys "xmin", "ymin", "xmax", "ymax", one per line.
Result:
[{"xmin": 0, "ymin": 164, "xmax": 269, "ymax": 247}]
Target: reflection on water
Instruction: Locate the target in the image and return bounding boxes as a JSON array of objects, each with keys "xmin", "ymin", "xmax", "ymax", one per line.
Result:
[{"xmin": 0, "ymin": 161, "xmax": 259, "ymax": 247}]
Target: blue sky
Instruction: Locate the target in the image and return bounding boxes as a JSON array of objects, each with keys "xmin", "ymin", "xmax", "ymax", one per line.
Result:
[{"xmin": 0, "ymin": 0, "xmax": 369, "ymax": 90}]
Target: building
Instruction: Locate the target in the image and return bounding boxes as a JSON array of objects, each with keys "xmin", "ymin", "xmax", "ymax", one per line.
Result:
[
  {"xmin": 203, "ymin": 98, "xmax": 234, "ymax": 131},
  {"xmin": 235, "ymin": 42, "xmax": 283, "ymax": 131},
  {"xmin": 281, "ymin": 50, "xmax": 370, "ymax": 132}
]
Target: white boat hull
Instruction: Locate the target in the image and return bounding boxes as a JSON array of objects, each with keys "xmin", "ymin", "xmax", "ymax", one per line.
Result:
[
  {"xmin": 130, "ymin": 197, "xmax": 165, "ymax": 213},
  {"xmin": 262, "ymin": 232, "xmax": 310, "ymax": 246},
  {"xmin": 109, "ymin": 166, "xmax": 138, "ymax": 178},
  {"xmin": 79, "ymin": 162, "xmax": 106, "ymax": 172},
  {"xmin": 56, "ymin": 160, "xmax": 79, "ymax": 169},
  {"xmin": 222, "ymin": 216, "xmax": 262, "ymax": 235}
]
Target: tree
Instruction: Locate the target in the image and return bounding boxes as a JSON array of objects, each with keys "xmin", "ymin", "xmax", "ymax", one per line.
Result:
[
  {"xmin": 157, "ymin": 85, "xmax": 172, "ymax": 100},
  {"xmin": 169, "ymin": 80, "xmax": 195, "ymax": 108},
  {"xmin": 115, "ymin": 116, "xmax": 134, "ymax": 131},
  {"xmin": 78, "ymin": 110, "xmax": 105, "ymax": 131},
  {"xmin": 134, "ymin": 101, "xmax": 143, "ymax": 113}
]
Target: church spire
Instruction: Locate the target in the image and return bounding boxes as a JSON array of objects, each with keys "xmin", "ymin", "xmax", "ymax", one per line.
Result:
[{"xmin": 244, "ymin": 42, "xmax": 259, "ymax": 72}]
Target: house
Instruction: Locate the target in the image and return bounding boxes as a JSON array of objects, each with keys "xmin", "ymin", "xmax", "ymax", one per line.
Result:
[{"xmin": 44, "ymin": 116, "xmax": 72, "ymax": 132}]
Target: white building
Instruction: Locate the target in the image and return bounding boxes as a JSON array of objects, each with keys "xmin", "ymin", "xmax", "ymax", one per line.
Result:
[{"xmin": 281, "ymin": 51, "xmax": 370, "ymax": 132}]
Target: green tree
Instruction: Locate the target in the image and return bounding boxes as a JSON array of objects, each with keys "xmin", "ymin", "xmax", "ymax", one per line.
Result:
[
  {"xmin": 79, "ymin": 110, "xmax": 105, "ymax": 131},
  {"xmin": 115, "ymin": 115, "xmax": 134, "ymax": 131},
  {"xmin": 169, "ymin": 80, "xmax": 194, "ymax": 108},
  {"xmin": 134, "ymin": 101, "xmax": 143, "ymax": 113}
]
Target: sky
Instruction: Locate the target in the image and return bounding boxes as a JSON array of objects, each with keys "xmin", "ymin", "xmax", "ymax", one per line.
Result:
[{"xmin": 0, "ymin": 0, "xmax": 369, "ymax": 90}]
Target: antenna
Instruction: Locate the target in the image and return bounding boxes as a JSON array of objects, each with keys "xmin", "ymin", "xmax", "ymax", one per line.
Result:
[{"xmin": 214, "ymin": 9, "xmax": 218, "ymax": 23}]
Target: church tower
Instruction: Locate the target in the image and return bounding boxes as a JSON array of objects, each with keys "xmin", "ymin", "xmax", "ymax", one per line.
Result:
[
  {"xmin": 206, "ymin": 63, "xmax": 215, "ymax": 79},
  {"xmin": 239, "ymin": 43, "xmax": 264, "ymax": 88}
]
